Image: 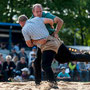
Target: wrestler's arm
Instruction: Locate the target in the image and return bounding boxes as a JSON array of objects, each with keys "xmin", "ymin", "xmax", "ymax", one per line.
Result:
[
  {"xmin": 26, "ymin": 18, "xmax": 54, "ymax": 45},
  {"xmin": 26, "ymin": 40, "xmax": 34, "ymax": 47},
  {"xmin": 54, "ymin": 17, "xmax": 63, "ymax": 34},
  {"xmin": 32, "ymin": 18, "xmax": 54, "ymax": 45},
  {"xmin": 43, "ymin": 18, "xmax": 54, "ymax": 28},
  {"xmin": 22, "ymin": 29, "xmax": 34, "ymax": 47},
  {"xmin": 53, "ymin": 17, "xmax": 63, "ymax": 38}
]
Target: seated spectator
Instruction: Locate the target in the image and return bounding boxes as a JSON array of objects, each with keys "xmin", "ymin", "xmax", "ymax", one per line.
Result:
[
  {"xmin": 13, "ymin": 43, "xmax": 20, "ymax": 52},
  {"xmin": 28, "ymin": 50, "xmax": 37, "ymax": 67},
  {"xmin": 78, "ymin": 62, "xmax": 89, "ymax": 82},
  {"xmin": 16, "ymin": 57, "xmax": 28, "ymax": 75},
  {"xmin": 12, "ymin": 56, "xmax": 19, "ymax": 65},
  {"xmin": 28, "ymin": 46, "xmax": 37, "ymax": 67},
  {"xmin": 0, "ymin": 42, "xmax": 6, "ymax": 49},
  {"xmin": 9, "ymin": 48, "xmax": 19, "ymax": 59},
  {"xmin": 57, "ymin": 67, "xmax": 71, "ymax": 81},
  {"xmin": 18, "ymin": 48, "xmax": 28, "ymax": 64},
  {"xmin": 14, "ymin": 67, "xmax": 30, "ymax": 82},
  {"xmin": 28, "ymin": 46, "xmax": 37, "ymax": 77},
  {"xmin": 0, "ymin": 53, "xmax": 5, "ymax": 64},
  {"xmin": 2, "ymin": 55, "xmax": 16, "ymax": 81}
]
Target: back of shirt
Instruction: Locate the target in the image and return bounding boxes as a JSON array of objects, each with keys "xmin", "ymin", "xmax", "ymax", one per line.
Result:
[
  {"xmin": 30, "ymin": 12, "xmax": 56, "ymax": 35},
  {"xmin": 22, "ymin": 17, "xmax": 49, "ymax": 41}
]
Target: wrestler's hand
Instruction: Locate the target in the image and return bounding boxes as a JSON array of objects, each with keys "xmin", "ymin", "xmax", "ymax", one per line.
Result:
[{"xmin": 33, "ymin": 39, "xmax": 47, "ymax": 45}]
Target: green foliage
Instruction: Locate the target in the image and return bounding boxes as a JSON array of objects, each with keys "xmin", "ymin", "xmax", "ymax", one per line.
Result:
[{"xmin": 0, "ymin": 0, "xmax": 90, "ymax": 46}]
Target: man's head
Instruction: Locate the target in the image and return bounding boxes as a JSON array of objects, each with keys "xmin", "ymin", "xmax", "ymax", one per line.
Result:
[
  {"xmin": 6, "ymin": 55, "xmax": 12, "ymax": 63},
  {"xmin": 32, "ymin": 4, "xmax": 43, "ymax": 17},
  {"xmin": 18, "ymin": 15, "xmax": 28, "ymax": 27},
  {"xmin": 11, "ymin": 48, "xmax": 16, "ymax": 53},
  {"xmin": 20, "ymin": 48, "xmax": 25, "ymax": 53},
  {"xmin": 20, "ymin": 57, "xmax": 25, "ymax": 64},
  {"xmin": 32, "ymin": 46, "xmax": 37, "ymax": 52},
  {"xmin": 61, "ymin": 67, "xmax": 66, "ymax": 73}
]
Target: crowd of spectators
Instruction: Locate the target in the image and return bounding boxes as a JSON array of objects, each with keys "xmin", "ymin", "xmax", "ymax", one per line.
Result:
[{"xmin": 0, "ymin": 44, "xmax": 90, "ymax": 82}]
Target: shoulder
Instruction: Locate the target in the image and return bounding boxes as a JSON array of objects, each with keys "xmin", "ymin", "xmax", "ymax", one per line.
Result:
[
  {"xmin": 42, "ymin": 12, "xmax": 51, "ymax": 16},
  {"xmin": 65, "ymin": 73, "xmax": 69, "ymax": 75},
  {"xmin": 58, "ymin": 72, "xmax": 62, "ymax": 75},
  {"xmin": 42, "ymin": 12, "xmax": 56, "ymax": 19},
  {"xmin": 58, "ymin": 72, "xmax": 62, "ymax": 76}
]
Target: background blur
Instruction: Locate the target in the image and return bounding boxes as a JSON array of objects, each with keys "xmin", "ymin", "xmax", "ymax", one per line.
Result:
[{"xmin": 0, "ymin": 0, "xmax": 90, "ymax": 47}]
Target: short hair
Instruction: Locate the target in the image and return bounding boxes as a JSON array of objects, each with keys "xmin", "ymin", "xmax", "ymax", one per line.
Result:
[
  {"xmin": 20, "ymin": 57, "xmax": 25, "ymax": 60},
  {"xmin": 18, "ymin": 15, "xmax": 28, "ymax": 22},
  {"xmin": 32, "ymin": 3, "xmax": 42, "ymax": 11}
]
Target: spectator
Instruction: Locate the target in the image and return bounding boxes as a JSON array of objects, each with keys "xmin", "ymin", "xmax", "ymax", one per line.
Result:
[
  {"xmin": 0, "ymin": 61, "xmax": 2, "ymax": 74},
  {"xmin": 57, "ymin": 67, "xmax": 71, "ymax": 81},
  {"xmin": 12, "ymin": 56, "xmax": 19, "ymax": 65},
  {"xmin": 0, "ymin": 53, "xmax": 5, "ymax": 64},
  {"xmin": 2, "ymin": 55, "xmax": 16, "ymax": 81},
  {"xmin": 0, "ymin": 61, "xmax": 3, "ymax": 81},
  {"xmin": 9, "ymin": 48, "xmax": 19, "ymax": 59},
  {"xmin": 69, "ymin": 61, "xmax": 77, "ymax": 81},
  {"xmin": 0, "ymin": 42, "xmax": 6, "ymax": 49},
  {"xmin": 16, "ymin": 57, "xmax": 28, "ymax": 75},
  {"xmin": 86, "ymin": 62, "xmax": 90, "ymax": 81},
  {"xmin": 28, "ymin": 46, "xmax": 37, "ymax": 67},
  {"xmin": 78, "ymin": 62, "xmax": 89, "ymax": 81},
  {"xmin": 18, "ymin": 48, "xmax": 28, "ymax": 64},
  {"xmin": 13, "ymin": 43, "xmax": 20, "ymax": 52},
  {"xmin": 14, "ymin": 67, "xmax": 30, "ymax": 82}
]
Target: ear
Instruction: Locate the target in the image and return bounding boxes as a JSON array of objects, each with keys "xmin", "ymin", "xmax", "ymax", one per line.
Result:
[{"xmin": 32, "ymin": 9, "xmax": 34, "ymax": 14}]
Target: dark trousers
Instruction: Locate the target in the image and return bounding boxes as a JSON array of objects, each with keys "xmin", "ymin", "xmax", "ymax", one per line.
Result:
[
  {"xmin": 34, "ymin": 44, "xmax": 90, "ymax": 84},
  {"xmin": 34, "ymin": 48, "xmax": 41, "ymax": 84},
  {"xmin": 42, "ymin": 50, "xmax": 56, "ymax": 82}
]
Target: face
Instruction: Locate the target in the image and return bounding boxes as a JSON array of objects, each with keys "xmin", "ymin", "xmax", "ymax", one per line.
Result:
[
  {"xmin": 62, "ymin": 69, "xmax": 65, "ymax": 73},
  {"xmin": 22, "ymin": 71, "xmax": 27, "ymax": 75},
  {"xmin": 19, "ymin": 21, "xmax": 25, "ymax": 27},
  {"xmin": 33, "ymin": 7, "xmax": 42, "ymax": 17},
  {"xmin": 20, "ymin": 58, "xmax": 25, "ymax": 63},
  {"xmin": 21, "ymin": 48, "xmax": 25, "ymax": 53},
  {"xmin": 6, "ymin": 59, "xmax": 10, "ymax": 63}
]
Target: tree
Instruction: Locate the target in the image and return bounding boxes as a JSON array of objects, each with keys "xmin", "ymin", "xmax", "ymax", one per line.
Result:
[
  {"xmin": 44, "ymin": 0, "xmax": 90, "ymax": 45},
  {"xmin": 0, "ymin": 0, "xmax": 90, "ymax": 45}
]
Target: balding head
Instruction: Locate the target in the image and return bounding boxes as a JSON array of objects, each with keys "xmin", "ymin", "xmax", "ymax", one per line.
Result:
[
  {"xmin": 32, "ymin": 4, "xmax": 43, "ymax": 17},
  {"xmin": 32, "ymin": 4, "xmax": 42, "ymax": 11},
  {"xmin": 18, "ymin": 15, "xmax": 28, "ymax": 27}
]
